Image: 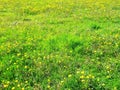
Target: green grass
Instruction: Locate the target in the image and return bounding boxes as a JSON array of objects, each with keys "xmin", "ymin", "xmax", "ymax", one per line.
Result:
[{"xmin": 0, "ymin": 0, "xmax": 120, "ymax": 90}]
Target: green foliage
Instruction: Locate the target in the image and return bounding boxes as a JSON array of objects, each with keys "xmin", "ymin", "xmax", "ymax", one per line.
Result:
[{"xmin": 0, "ymin": 0, "xmax": 120, "ymax": 90}]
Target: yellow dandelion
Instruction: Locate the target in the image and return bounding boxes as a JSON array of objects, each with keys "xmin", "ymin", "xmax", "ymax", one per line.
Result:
[
  {"xmin": 70, "ymin": 50, "xmax": 72, "ymax": 53},
  {"xmin": 7, "ymin": 81, "xmax": 10, "ymax": 84},
  {"xmin": 102, "ymin": 83, "xmax": 105, "ymax": 86},
  {"xmin": 106, "ymin": 75, "xmax": 111, "ymax": 79},
  {"xmin": 76, "ymin": 71, "xmax": 80, "ymax": 74},
  {"xmin": 61, "ymin": 80, "xmax": 64, "ymax": 83},
  {"xmin": 86, "ymin": 75, "xmax": 90, "ymax": 79},
  {"xmin": 17, "ymin": 53, "xmax": 21, "ymax": 56},
  {"xmin": 4, "ymin": 84, "xmax": 8, "ymax": 88},
  {"xmin": 106, "ymin": 66, "xmax": 110, "ymax": 69},
  {"xmin": 81, "ymin": 71, "xmax": 85, "ymax": 74},
  {"xmin": 24, "ymin": 66, "xmax": 28, "ymax": 69},
  {"xmin": 21, "ymin": 87, "xmax": 24, "ymax": 90},
  {"xmin": 81, "ymin": 79, "xmax": 85, "ymax": 82},
  {"xmin": 89, "ymin": 74, "xmax": 92, "ymax": 76},
  {"xmin": 88, "ymin": 74, "xmax": 95, "ymax": 79},
  {"xmin": 39, "ymin": 62, "xmax": 42, "ymax": 65},
  {"xmin": 68, "ymin": 74, "xmax": 72, "ymax": 78},
  {"xmin": 94, "ymin": 50, "xmax": 97, "ymax": 53},
  {"xmin": 80, "ymin": 75, "xmax": 84, "ymax": 79},
  {"xmin": 25, "ymin": 81, "xmax": 28, "ymax": 83},
  {"xmin": 17, "ymin": 84, "xmax": 20, "ymax": 87},
  {"xmin": 47, "ymin": 79, "xmax": 50, "ymax": 82},
  {"xmin": 47, "ymin": 85, "xmax": 50, "ymax": 88},
  {"xmin": 15, "ymin": 80, "xmax": 18, "ymax": 83},
  {"xmin": 92, "ymin": 75, "xmax": 95, "ymax": 79},
  {"xmin": 24, "ymin": 53, "xmax": 27, "ymax": 57},
  {"xmin": 12, "ymin": 87, "xmax": 15, "ymax": 90}
]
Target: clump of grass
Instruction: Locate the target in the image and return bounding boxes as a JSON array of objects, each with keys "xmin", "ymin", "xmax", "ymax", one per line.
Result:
[{"xmin": 91, "ymin": 24, "xmax": 101, "ymax": 30}]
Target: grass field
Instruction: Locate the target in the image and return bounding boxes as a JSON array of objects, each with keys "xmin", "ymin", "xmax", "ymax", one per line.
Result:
[{"xmin": 0, "ymin": 0, "xmax": 120, "ymax": 90}]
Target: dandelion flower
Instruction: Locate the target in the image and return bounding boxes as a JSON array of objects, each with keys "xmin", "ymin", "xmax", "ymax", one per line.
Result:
[
  {"xmin": 81, "ymin": 79, "xmax": 85, "ymax": 82},
  {"xmin": 17, "ymin": 84, "xmax": 20, "ymax": 87},
  {"xmin": 68, "ymin": 74, "xmax": 72, "ymax": 77},
  {"xmin": 15, "ymin": 80, "xmax": 18, "ymax": 82},
  {"xmin": 12, "ymin": 87, "xmax": 15, "ymax": 90},
  {"xmin": 22, "ymin": 87, "xmax": 24, "ymax": 90},
  {"xmin": 4, "ymin": 84, "xmax": 8, "ymax": 88},
  {"xmin": 81, "ymin": 71, "xmax": 85, "ymax": 74},
  {"xmin": 47, "ymin": 85, "xmax": 50, "ymax": 88},
  {"xmin": 24, "ymin": 66, "xmax": 28, "ymax": 69},
  {"xmin": 80, "ymin": 75, "xmax": 84, "ymax": 79}
]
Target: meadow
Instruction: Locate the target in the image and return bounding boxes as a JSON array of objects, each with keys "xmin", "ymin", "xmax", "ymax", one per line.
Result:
[{"xmin": 0, "ymin": 0, "xmax": 120, "ymax": 90}]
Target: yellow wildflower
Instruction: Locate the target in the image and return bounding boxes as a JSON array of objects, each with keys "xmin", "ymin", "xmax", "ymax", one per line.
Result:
[
  {"xmin": 15, "ymin": 80, "xmax": 18, "ymax": 83},
  {"xmin": 22, "ymin": 87, "xmax": 24, "ymax": 90},
  {"xmin": 81, "ymin": 71, "xmax": 85, "ymax": 74},
  {"xmin": 25, "ymin": 81, "xmax": 28, "ymax": 83},
  {"xmin": 81, "ymin": 79, "xmax": 85, "ymax": 82},
  {"xmin": 68, "ymin": 74, "xmax": 72, "ymax": 78},
  {"xmin": 80, "ymin": 75, "xmax": 84, "ymax": 79},
  {"xmin": 4, "ymin": 84, "xmax": 8, "ymax": 88},
  {"xmin": 17, "ymin": 84, "xmax": 20, "ymax": 87},
  {"xmin": 47, "ymin": 85, "xmax": 50, "ymax": 88},
  {"xmin": 25, "ymin": 66, "xmax": 28, "ymax": 69},
  {"xmin": 12, "ymin": 87, "xmax": 15, "ymax": 90}
]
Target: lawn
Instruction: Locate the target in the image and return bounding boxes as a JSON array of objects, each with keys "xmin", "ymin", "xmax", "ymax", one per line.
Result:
[{"xmin": 0, "ymin": 0, "xmax": 120, "ymax": 90}]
